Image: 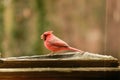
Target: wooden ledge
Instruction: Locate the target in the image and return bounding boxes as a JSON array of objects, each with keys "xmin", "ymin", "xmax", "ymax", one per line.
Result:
[
  {"xmin": 0, "ymin": 52, "xmax": 119, "ymax": 68},
  {"xmin": 0, "ymin": 67, "xmax": 119, "ymax": 80},
  {"xmin": 0, "ymin": 52, "xmax": 119, "ymax": 80}
]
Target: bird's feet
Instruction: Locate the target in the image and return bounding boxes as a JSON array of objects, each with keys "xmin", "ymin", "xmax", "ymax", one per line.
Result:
[{"xmin": 46, "ymin": 52, "xmax": 54, "ymax": 56}]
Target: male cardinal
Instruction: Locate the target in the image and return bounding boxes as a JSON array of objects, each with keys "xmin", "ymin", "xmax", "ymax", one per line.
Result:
[{"xmin": 41, "ymin": 31, "xmax": 84, "ymax": 54}]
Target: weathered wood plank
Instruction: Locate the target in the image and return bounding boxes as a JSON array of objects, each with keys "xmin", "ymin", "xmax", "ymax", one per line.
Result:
[
  {"xmin": 0, "ymin": 52, "xmax": 119, "ymax": 80},
  {"xmin": 0, "ymin": 59, "xmax": 118, "ymax": 68},
  {"xmin": 0, "ymin": 52, "xmax": 119, "ymax": 68},
  {"xmin": 0, "ymin": 67, "xmax": 119, "ymax": 80}
]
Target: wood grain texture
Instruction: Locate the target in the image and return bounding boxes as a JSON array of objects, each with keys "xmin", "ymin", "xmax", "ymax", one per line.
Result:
[
  {"xmin": 0, "ymin": 52, "xmax": 119, "ymax": 80},
  {"xmin": 0, "ymin": 52, "xmax": 119, "ymax": 68},
  {"xmin": 0, "ymin": 67, "xmax": 119, "ymax": 80}
]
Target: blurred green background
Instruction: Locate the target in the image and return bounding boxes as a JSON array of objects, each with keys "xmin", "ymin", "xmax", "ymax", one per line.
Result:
[{"xmin": 0, "ymin": 0, "xmax": 120, "ymax": 61}]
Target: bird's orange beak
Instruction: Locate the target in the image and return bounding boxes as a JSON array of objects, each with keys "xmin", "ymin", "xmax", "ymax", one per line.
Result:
[
  {"xmin": 41, "ymin": 34, "xmax": 46, "ymax": 41},
  {"xmin": 41, "ymin": 34, "xmax": 44, "ymax": 39}
]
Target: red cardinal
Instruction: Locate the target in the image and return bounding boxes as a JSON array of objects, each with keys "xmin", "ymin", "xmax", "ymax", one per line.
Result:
[{"xmin": 41, "ymin": 31, "xmax": 84, "ymax": 54}]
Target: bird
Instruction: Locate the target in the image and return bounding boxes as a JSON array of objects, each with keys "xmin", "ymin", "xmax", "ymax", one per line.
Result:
[{"xmin": 41, "ymin": 31, "xmax": 84, "ymax": 54}]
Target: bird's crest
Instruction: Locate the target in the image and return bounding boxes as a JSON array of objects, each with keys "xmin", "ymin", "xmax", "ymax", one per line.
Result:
[
  {"xmin": 41, "ymin": 31, "xmax": 53, "ymax": 40},
  {"xmin": 44, "ymin": 31, "xmax": 53, "ymax": 35}
]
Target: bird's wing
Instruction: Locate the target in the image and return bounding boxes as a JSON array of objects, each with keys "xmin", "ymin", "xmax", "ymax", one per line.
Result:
[
  {"xmin": 51, "ymin": 41, "xmax": 69, "ymax": 48},
  {"xmin": 49, "ymin": 36, "xmax": 69, "ymax": 48}
]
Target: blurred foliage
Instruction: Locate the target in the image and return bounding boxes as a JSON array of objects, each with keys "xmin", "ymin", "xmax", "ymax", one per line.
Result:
[
  {"xmin": 0, "ymin": 0, "xmax": 119, "ymax": 62},
  {"xmin": 34, "ymin": 0, "xmax": 48, "ymax": 54},
  {"xmin": 0, "ymin": 0, "xmax": 4, "ymax": 53},
  {"xmin": 0, "ymin": 0, "xmax": 106, "ymax": 57}
]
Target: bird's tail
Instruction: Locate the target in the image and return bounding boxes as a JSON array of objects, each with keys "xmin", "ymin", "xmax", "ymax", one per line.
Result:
[{"xmin": 68, "ymin": 47, "xmax": 84, "ymax": 54}]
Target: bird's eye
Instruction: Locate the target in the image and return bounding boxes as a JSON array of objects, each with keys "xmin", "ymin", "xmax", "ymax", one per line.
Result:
[
  {"xmin": 44, "ymin": 34, "xmax": 47, "ymax": 37},
  {"xmin": 43, "ymin": 34, "xmax": 47, "ymax": 41}
]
